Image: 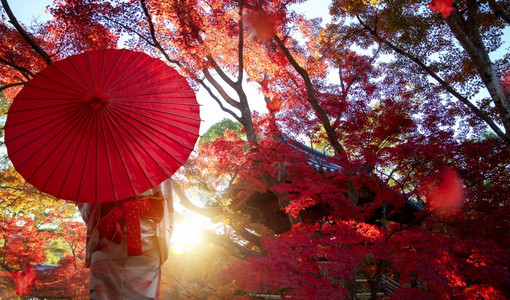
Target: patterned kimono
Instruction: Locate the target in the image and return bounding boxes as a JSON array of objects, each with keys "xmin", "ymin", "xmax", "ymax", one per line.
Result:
[{"xmin": 79, "ymin": 179, "xmax": 173, "ymax": 300}]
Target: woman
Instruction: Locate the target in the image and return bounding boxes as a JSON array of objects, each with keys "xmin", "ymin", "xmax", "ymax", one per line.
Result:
[{"xmin": 79, "ymin": 178, "xmax": 174, "ymax": 299}]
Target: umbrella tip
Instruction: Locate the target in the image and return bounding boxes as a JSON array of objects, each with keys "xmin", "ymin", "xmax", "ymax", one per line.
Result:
[{"xmin": 84, "ymin": 88, "xmax": 110, "ymax": 111}]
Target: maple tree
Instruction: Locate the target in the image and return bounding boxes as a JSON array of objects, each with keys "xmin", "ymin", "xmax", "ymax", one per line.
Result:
[
  {"xmin": 1, "ymin": 0, "xmax": 510, "ymax": 298},
  {"xmin": 0, "ymin": 168, "xmax": 89, "ymax": 298}
]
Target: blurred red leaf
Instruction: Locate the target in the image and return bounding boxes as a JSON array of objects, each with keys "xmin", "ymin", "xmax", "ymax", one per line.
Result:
[
  {"xmin": 428, "ymin": 0, "xmax": 455, "ymax": 18},
  {"xmin": 10, "ymin": 264, "xmax": 37, "ymax": 296},
  {"xmin": 266, "ymin": 97, "xmax": 283, "ymax": 113},
  {"xmin": 423, "ymin": 168, "xmax": 464, "ymax": 211},
  {"xmin": 246, "ymin": 12, "xmax": 277, "ymax": 41}
]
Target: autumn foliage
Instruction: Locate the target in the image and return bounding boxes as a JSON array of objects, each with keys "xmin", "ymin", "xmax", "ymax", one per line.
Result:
[
  {"xmin": 0, "ymin": 168, "xmax": 89, "ymax": 298},
  {"xmin": 1, "ymin": 0, "xmax": 510, "ymax": 298}
]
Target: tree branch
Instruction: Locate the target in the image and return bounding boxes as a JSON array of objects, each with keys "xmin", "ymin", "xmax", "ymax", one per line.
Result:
[
  {"xmin": 206, "ymin": 55, "xmax": 238, "ymax": 87},
  {"xmin": 0, "ymin": 56, "xmax": 35, "ymax": 79},
  {"xmin": 199, "ymin": 79, "xmax": 242, "ymax": 122},
  {"xmin": 139, "ymin": 0, "xmax": 181, "ymax": 66},
  {"xmin": 104, "ymin": 16, "xmax": 155, "ymax": 47},
  {"xmin": 237, "ymin": 0, "xmax": 244, "ymax": 83},
  {"xmin": 202, "ymin": 230, "xmax": 261, "ymax": 258},
  {"xmin": 357, "ymin": 16, "xmax": 510, "ymax": 147},
  {"xmin": 173, "ymin": 181, "xmax": 222, "ymax": 218},
  {"xmin": 162, "ymin": 270, "xmax": 201, "ymax": 300},
  {"xmin": 0, "ymin": 81, "xmax": 26, "ymax": 92},
  {"xmin": 445, "ymin": 9, "xmax": 510, "ymax": 136},
  {"xmin": 272, "ymin": 35, "xmax": 347, "ymax": 158},
  {"xmin": 202, "ymin": 69, "xmax": 240, "ymax": 109},
  {"xmin": 1, "ymin": 0, "xmax": 52, "ymax": 65},
  {"xmin": 488, "ymin": 0, "xmax": 510, "ymax": 24}
]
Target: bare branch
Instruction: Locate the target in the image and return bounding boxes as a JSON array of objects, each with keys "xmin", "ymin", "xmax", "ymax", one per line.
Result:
[
  {"xmin": 139, "ymin": 0, "xmax": 181, "ymax": 66},
  {"xmin": 104, "ymin": 16, "xmax": 155, "ymax": 47},
  {"xmin": 202, "ymin": 230, "xmax": 262, "ymax": 258},
  {"xmin": 206, "ymin": 55, "xmax": 238, "ymax": 87},
  {"xmin": 445, "ymin": 9, "xmax": 510, "ymax": 136},
  {"xmin": 202, "ymin": 69, "xmax": 240, "ymax": 109},
  {"xmin": 1, "ymin": 0, "xmax": 52, "ymax": 65},
  {"xmin": 199, "ymin": 79, "xmax": 242, "ymax": 122},
  {"xmin": 173, "ymin": 181, "xmax": 222, "ymax": 218}
]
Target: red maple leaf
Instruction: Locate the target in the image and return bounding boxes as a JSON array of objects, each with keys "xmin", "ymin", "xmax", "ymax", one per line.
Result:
[
  {"xmin": 423, "ymin": 168, "xmax": 464, "ymax": 211},
  {"xmin": 428, "ymin": 0, "xmax": 455, "ymax": 18},
  {"xmin": 10, "ymin": 264, "xmax": 37, "ymax": 296}
]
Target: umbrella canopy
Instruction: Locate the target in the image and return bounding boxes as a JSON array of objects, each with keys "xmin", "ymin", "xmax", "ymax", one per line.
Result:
[{"xmin": 5, "ymin": 49, "xmax": 200, "ymax": 203}]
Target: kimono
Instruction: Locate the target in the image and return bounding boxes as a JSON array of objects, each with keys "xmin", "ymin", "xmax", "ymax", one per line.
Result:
[{"xmin": 79, "ymin": 179, "xmax": 174, "ymax": 300}]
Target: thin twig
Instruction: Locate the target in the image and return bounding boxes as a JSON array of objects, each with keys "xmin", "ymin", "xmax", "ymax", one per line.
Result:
[{"xmin": 1, "ymin": 0, "xmax": 52, "ymax": 65}]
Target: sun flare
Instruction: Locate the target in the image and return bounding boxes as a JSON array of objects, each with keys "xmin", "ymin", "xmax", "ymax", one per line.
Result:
[{"xmin": 170, "ymin": 214, "xmax": 211, "ymax": 254}]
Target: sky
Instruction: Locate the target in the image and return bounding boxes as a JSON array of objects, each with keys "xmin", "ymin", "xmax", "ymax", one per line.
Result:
[{"xmin": 8, "ymin": 0, "xmax": 52, "ymax": 22}]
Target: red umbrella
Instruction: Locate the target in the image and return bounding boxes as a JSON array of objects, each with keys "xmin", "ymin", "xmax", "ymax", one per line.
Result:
[{"xmin": 4, "ymin": 49, "xmax": 200, "ymax": 203}]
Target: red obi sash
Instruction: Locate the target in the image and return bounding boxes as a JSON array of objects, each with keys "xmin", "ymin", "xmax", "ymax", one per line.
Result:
[{"xmin": 96, "ymin": 197, "xmax": 164, "ymax": 256}]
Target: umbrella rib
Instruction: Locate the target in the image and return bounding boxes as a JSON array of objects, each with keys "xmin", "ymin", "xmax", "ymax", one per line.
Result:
[
  {"xmin": 11, "ymin": 105, "xmax": 90, "ymax": 170},
  {"xmin": 91, "ymin": 55, "xmax": 104, "ymax": 204},
  {"xmin": 87, "ymin": 52, "xmax": 97, "ymax": 91},
  {"xmin": 22, "ymin": 84, "xmax": 83, "ymax": 97},
  {"xmin": 52, "ymin": 63, "xmax": 92, "ymax": 94},
  {"xmin": 107, "ymin": 107, "xmax": 188, "ymax": 166},
  {"xmin": 105, "ymin": 106, "xmax": 171, "ymax": 180},
  {"xmin": 103, "ymin": 50, "xmax": 126, "ymax": 89},
  {"xmin": 15, "ymin": 96, "xmax": 83, "ymax": 101},
  {"xmin": 5, "ymin": 102, "xmax": 83, "ymax": 118},
  {"xmin": 69, "ymin": 55, "xmax": 94, "ymax": 93},
  {"xmin": 103, "ymin": 105, "xmax": 155, "ymax": 190},
  {"xmin": 99, "ymin": 49, "xmax": 107, "ymax": 89},
  {"xmin": 110, "ymin": 98, "xmax": 200, "ymax": 104},
  {"xmin": 114, "ymin": 90, "xmax": 196, "ymax": 98},
  {"xmin": 103, "ymin": 52, "xmax": 145, "ymax": 93},
  {"xmin": 106, "ymin": 68, "xmax": 183, "ymax": 95},
  {"xmin": 98, "ymin": 109, "xmax": 119, "ymax": 202},
  {"xmin": 111, "ymin": 97, "xmax": 199, "ymax": 103},
  {"xmin": 95, "ymin": 109, "xmax": 98, "ymax": 204},
  {"xmin": 101, "ymin": 108, "xmax": 138, "ymax": 197},
  {"xmin": 36, "ymin": 72, "xmax": 89, "ymax": 96},
  {"xmin": 57, "ymin": 110, "xmax": 91, "ymax": 201},
  {"xmin": 111, "ymin": 104, "xmax": 200, "ymax": 146},
  {"xmin": 103, "ymin": 58, "xmax": 159, "ymax": 95},
  {"xmin": 32, "ymin": 107, "xmax": 92, "ymax": 189},
  {"xmin": 73, "ymin": 112, "xmax": 97, "ymax": 202},
  {"xmin": 5, "ymin": 103, "xmax": 88, "ymax": 149},
  {"xmin": 40, "ymin": 108, "xmax": 92, "ymax": 192},
  {"xmin": 112, "ymin": 102, "xmax": 201, "ymax": 122}
]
